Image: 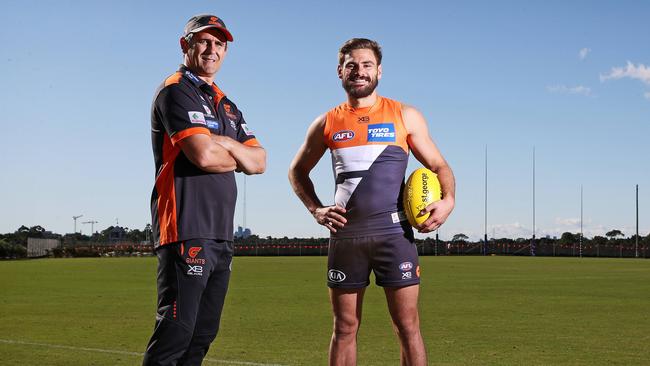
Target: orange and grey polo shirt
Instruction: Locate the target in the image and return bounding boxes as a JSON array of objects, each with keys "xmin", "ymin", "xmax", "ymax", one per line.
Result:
[
  {"xmin": 324, "ymin": 96, "xmax": 413, "ymax": 239},
  {"xmin": 150, "ymin": 65, "xmax": 260, "ymax": 247}
]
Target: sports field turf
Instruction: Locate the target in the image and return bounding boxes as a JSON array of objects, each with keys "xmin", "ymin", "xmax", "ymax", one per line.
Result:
[{"xmin": 0, "ymin": 256, "xmax": 648, "ymax": 365}]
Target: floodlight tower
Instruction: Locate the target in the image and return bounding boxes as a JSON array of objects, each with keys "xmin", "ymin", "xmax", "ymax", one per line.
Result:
[
  {"xmin": 83, "ymin": 220, "xmax": 99, "ymax": 235},
  {"xmin": 531, "ymin": 147, "xmax": 536, "ymax": 257},
  {"xmin": 634, "ymin": 184, "xmax": 639, "ymax": 258},
  {"xmin": 579, "ymin": 185, "xmax": 583, "ymax": 258},
  {"xmin": 435, "ymin": 229, "xmax": 439, "ymax": 256},
  {"xmin": 73, "ymin": 215, "xmax": 83, "ymax": 233},
  {"xmin": 483, "ymin": 145, "xmax": 486, "ymax": 255}
]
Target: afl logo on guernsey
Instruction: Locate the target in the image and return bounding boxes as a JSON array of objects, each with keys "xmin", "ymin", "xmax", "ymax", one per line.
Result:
[{"xmin": 332, "ymin": 130, "xmax": 355, "ymax": 142}]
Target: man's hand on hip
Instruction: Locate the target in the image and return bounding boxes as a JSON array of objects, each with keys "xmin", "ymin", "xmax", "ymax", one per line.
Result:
[{"xmin": 312, "ymin": 205, "xmax": 347, "ymax": 233}]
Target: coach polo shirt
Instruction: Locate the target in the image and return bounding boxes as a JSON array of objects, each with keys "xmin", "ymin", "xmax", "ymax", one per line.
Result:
[{"xmin": 150, "ymin": 66, "xmax": 260, "ymax": 247}]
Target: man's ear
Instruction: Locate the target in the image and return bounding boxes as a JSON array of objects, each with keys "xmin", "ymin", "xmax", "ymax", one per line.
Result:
[
  {"xmin": 180, "ymin": 37, "xmax": 190, "ymax": 54},
  {"xmin": 337, "ymin": 64, "xmax": 343, "ymax": 80},
  {"xmin": 377, "ymin": 64, "xmax": 382, "ymax": 80}
]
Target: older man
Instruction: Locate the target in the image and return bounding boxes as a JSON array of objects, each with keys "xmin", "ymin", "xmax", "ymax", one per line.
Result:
[{"xmin": 144, "ymin": 14, "xmax": 265, "ymax": 366}]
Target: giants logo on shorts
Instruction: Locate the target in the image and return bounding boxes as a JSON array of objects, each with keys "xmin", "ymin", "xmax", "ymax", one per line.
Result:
[
  {"xmin": 332, "ymin": 130, "xmax": 355, "ymax": 142},
  {"xmin": 328, "ymin": 269, "xmax": 346, "ymax": 283},
  {"xmin": 188, "ymin": 247, "xmax": 202, "ymax": 259}
]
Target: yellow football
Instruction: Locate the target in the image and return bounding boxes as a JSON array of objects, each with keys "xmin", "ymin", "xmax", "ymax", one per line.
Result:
[{"xmin": 403, "ymin": 168, "xmax": 442, "ymax": 227}]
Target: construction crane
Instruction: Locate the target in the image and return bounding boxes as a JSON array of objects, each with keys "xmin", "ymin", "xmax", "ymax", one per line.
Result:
[
  {"xmin": 73, "ymin": 215, "xmax": 83, "ymax": 233},
  {"xmin": 82, "ymin": 220, "xmax": 99, "ymax": 235}
]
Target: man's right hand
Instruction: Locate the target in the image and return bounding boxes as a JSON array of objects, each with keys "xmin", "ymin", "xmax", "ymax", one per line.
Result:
[{"xmin": 312, "ymin": 205, "xmax": 347, "ymax": 233}]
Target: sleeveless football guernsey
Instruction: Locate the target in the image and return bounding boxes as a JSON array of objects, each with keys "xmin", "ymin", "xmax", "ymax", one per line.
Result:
[{"xmin": 324, "ymin": 96, "xmax": 413, "ymax": 239}]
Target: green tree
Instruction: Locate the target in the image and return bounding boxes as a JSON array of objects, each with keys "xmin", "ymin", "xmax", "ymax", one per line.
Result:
[
  {"xmin": 0, "ymin": 238, "xmax": 27, "ymax": 258},
  {"xmin": 605, "ymin": 230, "xmax": 624, "ymax": 239},
  {"xmin": 452, "ymin": 233, "xmax": 469, "ymax": 242},
  {"xmin": 559, "ymin": 232, "xmax": 579, "ymax": 245},
  {"xmin": 591, "ymin": 235, "xmax": 608, "ymax": 246},
  {"xmin": 0, "ymin": 238, "xmax": 10, "ymax": 257}
]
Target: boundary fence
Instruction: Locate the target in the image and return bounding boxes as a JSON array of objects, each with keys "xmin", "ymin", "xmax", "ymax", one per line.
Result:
[{"xmin": 13, "ymin": 238, "xmax": 648, "ymax": 259}]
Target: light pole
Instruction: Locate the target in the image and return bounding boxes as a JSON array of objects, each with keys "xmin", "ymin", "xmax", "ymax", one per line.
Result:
[
  {"xmin": 580, "ymin": 185, "xmax": 583, "ymax": 258},
  {"xmin": 484, "ymin": 145, "xmax": 488, "ymax": 256},
  {"xmin": 531, "ymin": 147, "xmax": 536, "ymax": 256},
  {"xmin": 435, "ymin": 229, "xmax": 439, "ymax": 256},
  {"xmin": 634, "ymin": 184, "xmax": 639, "ymax": 258}
]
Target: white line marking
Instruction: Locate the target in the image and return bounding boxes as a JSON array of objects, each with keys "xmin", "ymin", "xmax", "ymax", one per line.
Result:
[{"xmin": 0, "ymin": 339, "xmax": 286, "ymax": 366}]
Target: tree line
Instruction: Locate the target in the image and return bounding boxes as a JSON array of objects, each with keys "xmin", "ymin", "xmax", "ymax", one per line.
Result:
[{"xmin": 1, "ymin": 225, "xmax": 648, "ymax": 259}]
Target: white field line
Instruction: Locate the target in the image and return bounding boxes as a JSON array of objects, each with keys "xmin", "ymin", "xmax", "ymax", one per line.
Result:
[{"xmin": 0, "ymin": 339, "xmax": 287, "ymax": 366}]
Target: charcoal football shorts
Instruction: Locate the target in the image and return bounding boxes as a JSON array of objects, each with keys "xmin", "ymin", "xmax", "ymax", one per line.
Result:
[{"xmin": 327, "ymin": 233, "xmax": 420, "ymax": 288}]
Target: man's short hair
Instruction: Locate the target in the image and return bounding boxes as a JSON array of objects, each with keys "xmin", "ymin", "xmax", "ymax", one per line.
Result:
[{"xmin": 338, "ymin": 38, "xmax": 382, "ymax": 66}]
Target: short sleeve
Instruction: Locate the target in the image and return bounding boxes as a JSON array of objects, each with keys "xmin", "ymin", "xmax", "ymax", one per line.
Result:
[
  {"xmin": 220, "ymin": 99, "xmax": 260, "ymax": 147},
  {"xmin": 156, "ymin": 84, "xmax": 210, "ymax": 145},
  {"xmin": 236, "ymin": 111, "xmax": 261, "ymax": 147}
]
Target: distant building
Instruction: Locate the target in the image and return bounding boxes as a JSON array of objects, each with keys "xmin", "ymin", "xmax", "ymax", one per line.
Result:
[
  {"xmin": 234, "ymin": 226, "xmax": 252, "ymax": 239},
  {"xmin": 27, "ymin": 237, "xmax": 60, "ymax": 257}
]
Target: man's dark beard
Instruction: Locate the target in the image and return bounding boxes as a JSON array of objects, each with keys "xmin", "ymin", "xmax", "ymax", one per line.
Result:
[{"xmin": 342, "ymin": 76, "xmax": 378, "ymax": 98}]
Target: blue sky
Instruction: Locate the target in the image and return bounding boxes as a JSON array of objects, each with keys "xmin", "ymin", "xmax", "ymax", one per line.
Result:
[{"xmin": 1, "ymin": 0, "xmax": 648, "ymax": 240}]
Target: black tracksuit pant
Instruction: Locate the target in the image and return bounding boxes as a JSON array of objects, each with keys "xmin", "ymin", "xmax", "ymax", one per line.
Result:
[{"xmin": 143, "ymin": 239, "xmax": 233, "ymax": 366}]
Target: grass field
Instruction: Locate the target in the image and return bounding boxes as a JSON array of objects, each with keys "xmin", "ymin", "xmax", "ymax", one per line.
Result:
[{"xmin": 0, "ymin": 256, "xmax": 648, "ymax": 365}]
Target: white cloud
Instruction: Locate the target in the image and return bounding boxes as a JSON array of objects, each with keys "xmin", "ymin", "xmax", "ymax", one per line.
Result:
[
  {"xmin": 447, "ymin": 222, "xmax": 644, "ymax": 241},
  {"xmin": 553, "ymin": 217, "xmax": 593, "ymax": 228},
  {"xmin": 490, "ymin": 222, "xmax": 531, "ymax": 239},
  {"xmin": 547, "ymin": 84, "xmax": 592, "ymax": 96},
  {"xmin": 600, "ymin": 61, "xmax": 650, "ymax": 85},
  {"xmin": 555, "ymin": 217, "xmax": 580, "ymax": 226},
  {"xmin": 579, "ymin": 47, "xmax": 591, "ymax": 60}
]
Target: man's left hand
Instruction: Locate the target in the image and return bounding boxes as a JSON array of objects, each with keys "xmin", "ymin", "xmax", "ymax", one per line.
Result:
[{"xmin": 416, "ymin": 198, "xmax": 455, "ymax": 233}]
